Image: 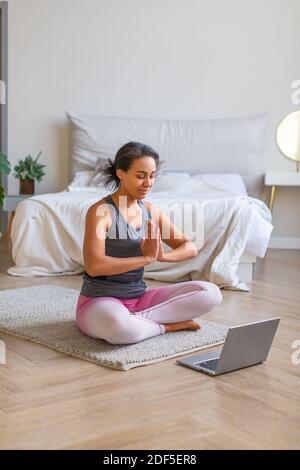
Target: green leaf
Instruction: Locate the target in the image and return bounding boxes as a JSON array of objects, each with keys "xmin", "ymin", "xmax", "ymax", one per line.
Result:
[{"xmin": 0, "ymin": 152, "xmax": 11, "ymax": 175}]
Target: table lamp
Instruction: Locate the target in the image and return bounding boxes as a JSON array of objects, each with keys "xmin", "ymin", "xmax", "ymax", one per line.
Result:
[{"xmin": 276, "ymin": 110, "xmax": 300, "ymax": 172}]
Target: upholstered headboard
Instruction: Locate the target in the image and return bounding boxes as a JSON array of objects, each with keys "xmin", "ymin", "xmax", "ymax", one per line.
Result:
[{"xmin": 67, "ymin": 111, "xmax": 269, "ymax": 198}]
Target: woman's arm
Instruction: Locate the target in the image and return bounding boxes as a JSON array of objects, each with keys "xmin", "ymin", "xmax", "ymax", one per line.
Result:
[
  {"xmin": 157, "ymin": 239, "xmax": 198, "ymax": 262},
  {"xmin": 87, "ymin": 254, "xmax": 153, "ymax": 277}
]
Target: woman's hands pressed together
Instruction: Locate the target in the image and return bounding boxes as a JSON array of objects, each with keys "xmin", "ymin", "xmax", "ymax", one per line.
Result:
[{"xmin": 140, "ymin": 220, "xmax": 163, "ymax": 263}]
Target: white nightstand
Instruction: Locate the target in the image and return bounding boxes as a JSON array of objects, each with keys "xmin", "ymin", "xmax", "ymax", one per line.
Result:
[
  {"xmin": 3, "ymin": 194, "xmax": 33, "ymax": 239},
  {"xmin": 264, "ymin": 172, "xmax": 300, "ymax": 212}
]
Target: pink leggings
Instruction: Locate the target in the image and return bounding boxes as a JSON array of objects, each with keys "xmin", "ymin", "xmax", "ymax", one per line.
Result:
[{"xmin": 76, "ymin": 280, "xmax": 222, "ymax": 345}]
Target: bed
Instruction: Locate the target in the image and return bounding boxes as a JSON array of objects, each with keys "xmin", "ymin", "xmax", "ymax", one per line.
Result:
[{"xmin": 7, "ymin": 112, "xmax": 273, "ymax": 291}]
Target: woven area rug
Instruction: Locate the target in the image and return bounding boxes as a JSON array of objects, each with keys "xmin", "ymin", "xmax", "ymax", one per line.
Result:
[{"xmin": 0, "ymin": 285, "xmax": 228, "ymax": 371}]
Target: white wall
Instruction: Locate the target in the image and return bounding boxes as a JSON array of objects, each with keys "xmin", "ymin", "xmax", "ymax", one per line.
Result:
[{"xmin": 7, "ymin": 0, "xmax": 300, "ymax": 242}]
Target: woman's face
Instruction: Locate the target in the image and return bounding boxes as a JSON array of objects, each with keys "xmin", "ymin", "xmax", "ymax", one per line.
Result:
[{"xmin": 117, "ymin": 156, "xmax": 157, "ymax": 200}]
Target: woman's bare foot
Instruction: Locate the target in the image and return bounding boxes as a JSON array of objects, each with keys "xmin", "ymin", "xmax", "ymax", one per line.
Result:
[{"xmin": 163, "ymin": 320, "xmax": 201, "ymax": 333}]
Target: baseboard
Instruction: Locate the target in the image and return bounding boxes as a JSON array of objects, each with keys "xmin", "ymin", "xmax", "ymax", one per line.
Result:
[{"xmin": 269, "ymin": 237, "xmax": 300, "ymax": 249}]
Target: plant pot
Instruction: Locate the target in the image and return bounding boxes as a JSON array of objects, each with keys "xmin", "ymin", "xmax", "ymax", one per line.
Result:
[{"xmin": 20, "ymin": 178, "xmax": 35, "ymax": 195}]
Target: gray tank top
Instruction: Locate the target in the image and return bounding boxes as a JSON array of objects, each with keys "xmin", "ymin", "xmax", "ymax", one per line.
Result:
[{"xmin": 80, "ymin": 193, "xmax": 151, "ymax": 298}]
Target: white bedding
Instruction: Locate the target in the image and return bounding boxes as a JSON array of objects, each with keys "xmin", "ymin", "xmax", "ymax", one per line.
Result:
[{"xmin": 8, "ymin": 182, "xmax": 273, "ymax": 291}]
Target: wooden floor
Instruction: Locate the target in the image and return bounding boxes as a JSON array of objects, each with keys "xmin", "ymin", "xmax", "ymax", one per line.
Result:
[{"xmin": 0, "ymin": 239, "xmax": 299, "ymax": 450}]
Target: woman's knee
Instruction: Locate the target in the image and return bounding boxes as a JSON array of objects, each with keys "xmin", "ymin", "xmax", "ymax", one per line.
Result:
[
  {"xmin": 204, "ymin": 282, "xmax": 223, "ymax": 306},
  {"xmin": 78, "ymin": 304, "xmax": 123, "ymax": 341},
  {"xmin": 190, "ymin": 281, "xmax": 222, "ymax": 307},
  {"xmin": 107, "ymin": 321, "xmax": 144, "ymax": 345}
]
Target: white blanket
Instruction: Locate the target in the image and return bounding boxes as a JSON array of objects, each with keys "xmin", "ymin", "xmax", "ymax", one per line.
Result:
[{"xmin": 8, "ymin": 184, "xmax": 273, "ymax": 290}]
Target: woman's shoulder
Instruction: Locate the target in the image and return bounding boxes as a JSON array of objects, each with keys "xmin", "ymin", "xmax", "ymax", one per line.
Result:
[
  {"xmin": 87, "ymin": 196, "xmax": 108, "ymax": 212},
  {"xmin": 86, "ymin": 196, "xmax": 113, "ymax": 223}
]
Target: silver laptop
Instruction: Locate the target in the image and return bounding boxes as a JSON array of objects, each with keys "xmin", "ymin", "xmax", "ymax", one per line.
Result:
[{"xmin": 176, "ymin": 317, "xmax": 280, "ymax": 376}]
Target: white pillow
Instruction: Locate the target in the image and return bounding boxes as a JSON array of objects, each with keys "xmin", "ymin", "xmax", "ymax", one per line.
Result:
[
  {"xmin": 69, "ymin": 170, "xmax": 94, "ymax": 187},
  {"xmin": 152, "ymin": 172, "xmax": 192, "ymax": 192},
  {"xmin": 66, "ymin": 110, "xmax": 118, "ymax": 174},
  {"xmin": 66, "ymin": 110, "xmax": 269, "ymax": 198},
  {"xmin": 69, "ymin": 169, "xmax": 247, "ymax": 197},
  {"xmin": 69, "ymin": 158, "xmax": 110, "ymax": 188},
  {"xmin": 67, "ymin": 185, "xmax": 102, "ymax": 193},
  {"xmin": 192, "ymin": 173, "xmax": 248, "ymax": 196}
]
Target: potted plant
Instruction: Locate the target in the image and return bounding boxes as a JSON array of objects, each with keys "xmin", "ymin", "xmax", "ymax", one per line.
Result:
[
  {"xmin": 13, "ymin": 151, "xmax": 46, "ymax": 195},
  {"xmin": 0, "ymin": 152, "xmax": 11, "ymax": 207}
]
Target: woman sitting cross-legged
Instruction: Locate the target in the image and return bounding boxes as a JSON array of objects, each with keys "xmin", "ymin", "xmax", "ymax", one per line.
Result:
[{"xmin": 76, "ymin": 141, "xmax": 222, "ymax": 344}]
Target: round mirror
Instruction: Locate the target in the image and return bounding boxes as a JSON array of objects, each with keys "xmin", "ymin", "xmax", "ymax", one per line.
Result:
[{"xmin": 276, "ymin": 111, "xmax": 300, "ymax": 169}]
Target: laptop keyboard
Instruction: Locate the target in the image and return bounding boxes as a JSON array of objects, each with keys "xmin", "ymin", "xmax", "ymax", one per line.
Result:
[{"xmin": 197, "ymin": 359, "xmax": 218, "ymax": 370}]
